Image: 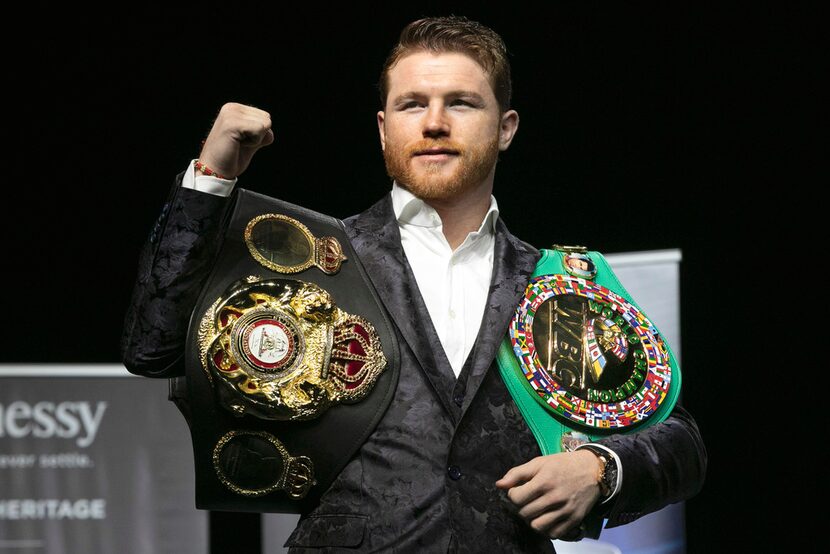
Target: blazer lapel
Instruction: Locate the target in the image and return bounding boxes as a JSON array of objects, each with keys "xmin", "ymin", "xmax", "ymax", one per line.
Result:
[
  {"xmin": 344, "ymin": 195, "xmax": 459, "ymax": 418},
  {"xmin": 458, "ymin": 219, "xmax": 540, "ymax": 414}
]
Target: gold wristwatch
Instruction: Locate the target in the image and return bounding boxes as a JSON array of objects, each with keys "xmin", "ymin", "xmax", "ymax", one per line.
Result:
[{"xmin": 580, "ymin": 445, "xmax": 618, "ymax": 500}]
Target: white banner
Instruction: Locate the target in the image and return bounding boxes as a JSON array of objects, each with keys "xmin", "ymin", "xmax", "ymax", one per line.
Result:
[{"xmin": 0, "ymin": 370, "xmax": 206, "ymax": 554}]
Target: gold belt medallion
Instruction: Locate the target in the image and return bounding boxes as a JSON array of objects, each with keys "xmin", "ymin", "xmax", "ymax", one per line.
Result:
[
  {"xmin": 198, "ymin": 276, "xmax": 387, "ymax": 421},
  {"xmin": 213, "ymin": 430, "xmax": 315, "ymax": 499},
  {"xmin": 245, "ymin": 214, "xmax": 347, "ymax": 275}
]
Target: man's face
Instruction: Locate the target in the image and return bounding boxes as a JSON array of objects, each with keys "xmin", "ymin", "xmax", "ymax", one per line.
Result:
[
  {"xmin": 377, "ymin": 51, "xmax": 518, "ymax": 202},
  {"xmin": 568, "ymin": 258, "xmax": 589, "ymax": 271}
]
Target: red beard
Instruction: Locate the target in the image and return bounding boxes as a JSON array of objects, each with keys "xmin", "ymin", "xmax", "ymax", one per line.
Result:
[{"xmin": 383, "ymin": 136, "xmax": 499, "ymax": 202}]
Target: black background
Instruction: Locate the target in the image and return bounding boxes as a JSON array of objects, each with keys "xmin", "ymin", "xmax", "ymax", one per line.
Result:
[{"xmin": 2, "ymin": 3, "xmax": 817, "ymax": 552}]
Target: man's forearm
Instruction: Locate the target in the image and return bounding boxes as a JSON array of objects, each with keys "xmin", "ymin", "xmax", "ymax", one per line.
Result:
[
  {"xmin": 120, "ymin": 173, "xmax": 232, "ymax": 378},
  {"xmin": 598, "ymin": 405, "xmax": 707, "ymax": 527}
]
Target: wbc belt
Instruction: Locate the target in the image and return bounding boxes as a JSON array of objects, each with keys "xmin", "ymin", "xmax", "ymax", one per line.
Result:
[
  {"xmin": 184, "ymin": 188, "xmax": 399, "ymax": 513},
  {"xmin": 496, "ymin": 245, "xmax": 681, "ymax": 456}
]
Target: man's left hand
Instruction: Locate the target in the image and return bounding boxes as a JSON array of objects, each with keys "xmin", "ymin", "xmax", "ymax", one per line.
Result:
[{"xmin": 495, "ymin": 449, "xmax": 602, "ymax": 539}]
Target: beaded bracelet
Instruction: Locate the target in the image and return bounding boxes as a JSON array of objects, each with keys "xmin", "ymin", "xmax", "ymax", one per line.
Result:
[{"xmin": 194, "ymin": 160, "xmax": 229, "ymax": 180}]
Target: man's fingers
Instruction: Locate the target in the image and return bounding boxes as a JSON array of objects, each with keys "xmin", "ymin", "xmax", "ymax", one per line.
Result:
[
  {"xmin": 495, "ymin": 457, "xmax": 541, "ymax": 489},
  {"xmin": 216, "ymin": 102, "xmax": 273, "ymax": 144},
  {"xmin": 528, "ymin": 509, "xmax": 566, "ymax": 536},
  {"xmin": 558, "ymin": 523, "xmax": 587, "ymax": 542},
  {"xmin": 517, "ymin": 491, "xmax": 566, "ymax": 520},
  {"xmin": 220, "ymin": 102, "xmax": 270, "ymax": 122},
  {"xmin": 547, "ymin": 518, "xmax": 583, "ymax": 541},
  {"xmin": 530, "ymin": 510, "xmax": 583, "ymax": 540},
  {"xmin": 506, "ymin": 478, "xmax": 547, "ymax": 508},
  {"xmin": 238, "ymin": 125, "xmax": 273, "ymax": 147}
]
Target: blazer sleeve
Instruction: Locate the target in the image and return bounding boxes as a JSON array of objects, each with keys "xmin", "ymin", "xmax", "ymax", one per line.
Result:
[
  {"xmin": 595, "ymin": 403, "xmax": 707, "ymax": 528},
  {"xmin": 120, "ymin": 172, "xmax": 233, "ymax": 378}
]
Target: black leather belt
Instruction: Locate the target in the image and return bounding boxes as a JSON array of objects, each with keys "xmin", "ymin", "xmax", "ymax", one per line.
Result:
[{"xmin": 183, "ymin": 188, "xmax": 399, "ymax": 513}]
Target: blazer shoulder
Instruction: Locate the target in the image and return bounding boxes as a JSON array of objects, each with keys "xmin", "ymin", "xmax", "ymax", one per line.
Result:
[
  {"xmin": 496, "ymin": 218, "xmax": 541, "ymax": 260},
  {"xmin": 343, "ymin": 194, "xmax": 392, "ymax": 229}
]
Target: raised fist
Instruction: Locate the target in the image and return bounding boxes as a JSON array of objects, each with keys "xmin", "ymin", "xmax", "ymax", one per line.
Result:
[{"xmin": 197, "ymin": 102, "xmax": 274, "ymax": 179}]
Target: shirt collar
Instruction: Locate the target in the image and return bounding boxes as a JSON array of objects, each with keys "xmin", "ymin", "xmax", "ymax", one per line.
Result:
[{"xmin": 390, "ymin": 181, "xmax": 500, "ymax": 236}]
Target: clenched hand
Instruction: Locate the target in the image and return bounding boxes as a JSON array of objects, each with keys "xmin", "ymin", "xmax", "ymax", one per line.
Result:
[
  {"xmin": 198, "ymin": 102, "xmax": 274, "ymax": 179},
  {"xmin": 495, "ymin": 449, "xmax": 602, "ymax": 539}
]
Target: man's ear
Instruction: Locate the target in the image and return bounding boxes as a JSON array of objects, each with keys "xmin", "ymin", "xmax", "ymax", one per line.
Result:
[
  {"xmin": 377, "ymin": 111, "xmax": 386, "ymax": 151},
  {"xmin": 498, "ymin": 109, "xmax": 520, "ymax": 151}
]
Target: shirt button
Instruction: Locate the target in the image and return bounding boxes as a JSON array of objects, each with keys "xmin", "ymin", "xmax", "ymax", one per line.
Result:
[
  {"xmin": 448, "ymin": 466, "xmax": 462, "ymax": 481},
  {"xmin": 448, "ymin": 309, "xmax": 456, "ymax": 319},
  {"xmin": 453, "ymin": 392, "xmax": 464, "ymax": 407}
]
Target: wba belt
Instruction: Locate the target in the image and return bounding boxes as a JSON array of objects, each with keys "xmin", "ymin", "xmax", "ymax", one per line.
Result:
[
  {"xmin": 496, "ymin": 245, "xmax": 681, "ymax": 455},
  {"xmin": 183, "ymin": 188, "xmax": 399, "ymax": 513}
]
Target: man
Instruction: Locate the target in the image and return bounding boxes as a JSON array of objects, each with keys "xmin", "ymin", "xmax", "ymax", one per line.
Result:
[{"xmin": 121, "ymin": 16, "xmax": 706, "ymax": 552}]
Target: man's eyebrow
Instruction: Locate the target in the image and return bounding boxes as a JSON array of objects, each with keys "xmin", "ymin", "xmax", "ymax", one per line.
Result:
[
  {"xmin": 449, "ymin": 91, "xmax": 486, "ymax": 102},
  {"xmin": 390, "ymin": 91, "xmax": 487, "ymax": 104},
  {"xmin": 390, "ymin": 93, "xmax": 417, "ymax": 104}
]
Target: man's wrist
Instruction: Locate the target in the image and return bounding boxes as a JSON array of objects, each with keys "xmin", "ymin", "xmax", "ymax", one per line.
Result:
[
  {"xmin": 576, "ymin": 443, "xmax": 621, "ymax": 505},
  {"xmin": 182, "ymin": 159, "xmax": 237, "ymax": 197}
]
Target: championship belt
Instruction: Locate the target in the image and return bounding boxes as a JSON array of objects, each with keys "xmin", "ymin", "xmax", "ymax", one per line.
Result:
[
  {"xmin": 183, "ymin": 189, "xmax": 399, "ymax": 513},
  {"xmin": 496, "ymin": 245, "xmax": 681, "ymax": 455}
]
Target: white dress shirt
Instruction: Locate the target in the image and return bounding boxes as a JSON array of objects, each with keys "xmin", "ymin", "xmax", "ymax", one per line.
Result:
[{"xmin": 390, "ymin": 183, "xmax": 498, "ymax": 376}]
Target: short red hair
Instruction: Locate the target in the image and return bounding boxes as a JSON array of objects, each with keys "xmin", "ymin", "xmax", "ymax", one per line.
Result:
[{"xmin": 378, "ymin": 16, "xmax": 513, "ymax": 112}]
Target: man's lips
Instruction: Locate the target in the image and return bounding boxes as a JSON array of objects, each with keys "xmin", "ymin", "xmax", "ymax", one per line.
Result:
[{"xmin": 413, "ymin": 148, "xmax": 459, "ymax": 157}]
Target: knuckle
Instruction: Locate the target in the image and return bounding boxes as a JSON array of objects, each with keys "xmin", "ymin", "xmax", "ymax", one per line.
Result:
[
  {"xmin": 530, "ymin": 518, "xmax": 547, "ymax": 533},
  {"xmin": 543, "ymin": 489, "xmax": 562, "ymax": 504}
]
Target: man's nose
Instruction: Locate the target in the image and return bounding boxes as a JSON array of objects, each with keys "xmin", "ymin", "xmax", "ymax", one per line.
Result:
[{"xmin": 422, "ymin": 105, "xmax": 450, "ymax": 137}]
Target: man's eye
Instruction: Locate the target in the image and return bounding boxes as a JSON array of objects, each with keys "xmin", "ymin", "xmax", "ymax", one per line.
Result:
[
  {"xmin": 402, "ymin": 101, "xmax": 423, "ymax": 110},
  {"xmin": 450, "ymin": 99, "xmax": 473, "ymax": 107}
]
